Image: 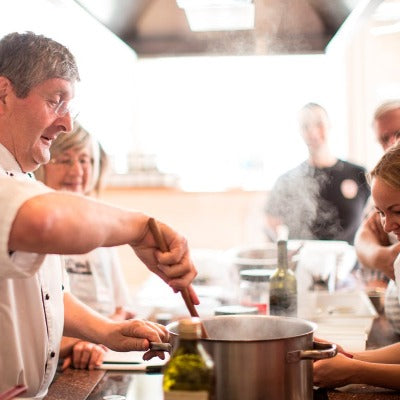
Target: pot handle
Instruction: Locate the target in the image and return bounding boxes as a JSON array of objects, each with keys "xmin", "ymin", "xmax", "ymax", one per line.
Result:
[
  {"xmin": 150, "ymin": 342, "xmax": 172, "ymax": 353},
  {"xmin": 286, "ymin": 341, "xmax": 337, "ymax": 363}
]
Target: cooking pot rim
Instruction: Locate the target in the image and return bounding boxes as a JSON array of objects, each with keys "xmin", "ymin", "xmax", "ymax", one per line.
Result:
[{"xmin": 166, "ymin": 315, "xmax": 317, "ymax": 342}]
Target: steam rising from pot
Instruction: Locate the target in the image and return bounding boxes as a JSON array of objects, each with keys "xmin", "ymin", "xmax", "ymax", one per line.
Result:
[{"xmin": 265, "ymin": 167, "xmax": 341, "ymax": 241}]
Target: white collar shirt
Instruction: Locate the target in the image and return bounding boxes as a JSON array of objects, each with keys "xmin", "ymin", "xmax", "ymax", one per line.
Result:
[{"xmin": 0, "ymin": 144, "xmax": 65, "ymax": 399}]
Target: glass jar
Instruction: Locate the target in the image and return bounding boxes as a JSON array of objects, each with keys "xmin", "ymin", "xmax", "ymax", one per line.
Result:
[{"xmin": 239, "ymin": 269, "xmax": 271, "ymax": 315}]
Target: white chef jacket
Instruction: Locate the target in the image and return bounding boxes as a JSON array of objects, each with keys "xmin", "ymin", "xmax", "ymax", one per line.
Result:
[{"xmin": 0, "ymin": 144, "xmax": 65, "ymax": 399}]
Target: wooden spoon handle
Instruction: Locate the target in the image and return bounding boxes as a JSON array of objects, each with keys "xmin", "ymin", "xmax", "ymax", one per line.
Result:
[
  {"xmin": 147, "ymin": 218, "xmax": 209, "ymax": 338},
  {"xmin": 148, "ymin": 218, "xmax": 198, "ymax": 316},
  {"xmin": 148, "ymin": 217, "xmax": 169, "ymax": 253}
]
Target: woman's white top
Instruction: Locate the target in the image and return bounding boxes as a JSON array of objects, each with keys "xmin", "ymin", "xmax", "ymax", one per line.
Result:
[
  {"xmin": 65, "ymin": 247, "xmax": 131, "ymax": 316},
  {"xmin": 384, "ymin": 232, "xmax": 400, "ymax": 334},
  {"xmin": 0, "ymin": 144, "xmax": 65, "ymax": 399},
  {"xmin": 388, "ymin": 252, "xmax": 400, "ymax": 334}
]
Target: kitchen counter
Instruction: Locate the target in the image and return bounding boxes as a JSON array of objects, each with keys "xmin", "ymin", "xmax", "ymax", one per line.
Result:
[{"xmin": 45, "ymin": 316, "xmax": 400, "ymax": 400}]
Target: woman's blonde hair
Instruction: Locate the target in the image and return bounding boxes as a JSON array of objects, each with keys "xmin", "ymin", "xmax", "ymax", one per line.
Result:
[
  {"xmin": 369, "ymin": 141, "xmax": 400, "ymax": 190},
  {"xmin": 35, "ymin": 122, "xmax": 103, "ymax": 195}
]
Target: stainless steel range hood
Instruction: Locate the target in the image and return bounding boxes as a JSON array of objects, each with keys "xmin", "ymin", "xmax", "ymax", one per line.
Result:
[{"xmin": 75, "ymin": 0, "xmax": 384, "ymax": 56}]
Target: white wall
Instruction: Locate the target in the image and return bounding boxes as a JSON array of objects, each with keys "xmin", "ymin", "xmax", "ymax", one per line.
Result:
[
  {"xmin": 132, "ymin": 54, "xmax": 349, "ymax": 192},
  {"xmin": 101, "ymin": 188, "xmax": 266, "ymax": 293},
  {"xmin": 344, "ymin": 19, "xmax": 400, "ymax": 169}
]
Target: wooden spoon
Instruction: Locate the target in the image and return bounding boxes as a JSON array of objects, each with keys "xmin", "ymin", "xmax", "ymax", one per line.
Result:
[{"xmin": 147, "ymin": 218, "xmax": 209, "ymax": 338}]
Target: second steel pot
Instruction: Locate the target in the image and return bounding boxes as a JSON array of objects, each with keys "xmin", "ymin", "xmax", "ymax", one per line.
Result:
[{"xmin": 167, "ymin": 315, "xmax": 336, "ymax": 400}]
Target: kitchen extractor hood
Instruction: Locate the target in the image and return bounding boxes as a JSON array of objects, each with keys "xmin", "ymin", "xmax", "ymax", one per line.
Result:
[{"xmin": 75, "ymin": 0, "xmax": 385, "ymax": 56}]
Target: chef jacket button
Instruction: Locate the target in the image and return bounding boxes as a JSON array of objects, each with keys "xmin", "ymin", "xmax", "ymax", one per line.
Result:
[
  {"xmin": 45, "ymin": 294, "xmax": 50, "ymax": 300},
  {"xmin": 50, "ymin": 351, "xmax": 56, "ymax": 358}
]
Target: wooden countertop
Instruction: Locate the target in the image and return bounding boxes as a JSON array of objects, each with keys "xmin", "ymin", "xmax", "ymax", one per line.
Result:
[
  {"xmin": 45, "ymin": 316, "xmax": 400, "ymax": 400},
  {"xmin": 45, "ymin": 369, "xmax": 106, "ymax": 400}
]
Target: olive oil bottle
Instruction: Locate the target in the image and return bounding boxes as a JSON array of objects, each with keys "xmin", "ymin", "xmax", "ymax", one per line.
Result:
[
  {"xmin": 269, "ymin": 240, "xmax": 298, "ymax": 317},
  {"xmin": 163, "ymin": 318, "xmax": 214, "ymax": 400}
]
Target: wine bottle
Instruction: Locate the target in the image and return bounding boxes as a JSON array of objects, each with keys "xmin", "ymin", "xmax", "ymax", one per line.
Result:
[
  {"xmin": 269, "ymin": 240, "xmax": 297, "ymax": 317},
  {"xmin": 163, "ymin": 317, "xmax": 214, "ymax": 400}
]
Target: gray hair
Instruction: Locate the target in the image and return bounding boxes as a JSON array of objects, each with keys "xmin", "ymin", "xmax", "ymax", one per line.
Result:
[
  {"xmin": 0, "ymin": 31, "xmax": 80, "ymax": 97},
  {"xmin": 373, "ymin": 100, "xmax": 400, "ymax": 122}
]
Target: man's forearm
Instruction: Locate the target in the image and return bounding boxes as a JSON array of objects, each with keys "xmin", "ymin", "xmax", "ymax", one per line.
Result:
[
  {"xmin": 9, "ymin": 192, "xmax": 149, "ymax": 254},
  {"xmin": 63, "ymin": 292, "xmax": 111, "ymax": 345}
]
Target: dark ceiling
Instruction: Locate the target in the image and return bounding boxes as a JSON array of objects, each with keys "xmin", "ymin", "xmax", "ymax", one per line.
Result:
[{"xmin": 76, "ymin": 0, "xmax": 377, "ymax": 57}]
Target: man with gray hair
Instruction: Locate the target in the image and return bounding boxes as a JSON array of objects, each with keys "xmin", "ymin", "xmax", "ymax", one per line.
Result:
[
  {"xmin": 355, "ymin": 100, "xmax": 400, "ymax": 333},
  {"xmin": 0, "ymin": 32, "xmax": 198, "ymax": 398}
]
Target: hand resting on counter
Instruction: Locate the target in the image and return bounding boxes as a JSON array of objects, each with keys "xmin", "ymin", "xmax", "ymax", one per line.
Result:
[
  {"xmin": 314, "ymin": 342, "xmax": 400, "ymax": 390},
  {"xmin": 59, "ymin": 339, "xmax": 107, "ymax": 371}
]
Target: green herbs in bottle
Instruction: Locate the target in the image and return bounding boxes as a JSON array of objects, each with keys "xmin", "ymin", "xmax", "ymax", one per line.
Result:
[
  {"xmin": 269, "ymin": 240, "xmax": 298, "ymax": 317},
  {"xmin": 163, "ymin": 317, "xmax": 214, "ymax": 400}
]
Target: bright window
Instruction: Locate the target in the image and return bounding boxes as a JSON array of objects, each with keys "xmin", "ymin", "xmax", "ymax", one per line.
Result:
[{"xmin": 132, "ymin": 54, "xmax": 347, "ymax": 191}]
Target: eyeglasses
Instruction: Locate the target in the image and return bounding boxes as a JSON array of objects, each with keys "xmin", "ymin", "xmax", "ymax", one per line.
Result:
[
  {"xmin": 52, "ymin": 100, "xmax": 80, "ymax": 121},
  {"xmin": 49, "ymin": 156, "xmax": 93, "ymax": 168}
]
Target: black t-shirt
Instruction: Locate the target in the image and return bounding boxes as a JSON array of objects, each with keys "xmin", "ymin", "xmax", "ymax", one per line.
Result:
[{"xmin": 265, "ymin": 160, "xmax": 370, "ymax": 244}]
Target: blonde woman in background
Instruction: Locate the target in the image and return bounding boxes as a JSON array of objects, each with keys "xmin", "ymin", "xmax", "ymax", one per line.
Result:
[
  {"xmin": 314, "ymin": 141, "xmax": 400, "ymax": 389},
  {"xmin": 35, "ymin": 123, "xmax": 133, "ymax": 370}
]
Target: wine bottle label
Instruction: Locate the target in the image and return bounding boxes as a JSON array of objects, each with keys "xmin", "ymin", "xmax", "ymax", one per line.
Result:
[
  {"xmin": 269, "ymin": 290, "xmax": 297, "ymax": 317},
  {"xmin": 164, "ymin": 390, "xmax": 209, "ymax": 399}
]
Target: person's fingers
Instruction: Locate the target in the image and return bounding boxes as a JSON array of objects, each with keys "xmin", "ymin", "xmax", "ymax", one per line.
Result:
[
  {"xmin": 143, "ymin": 350, "xmax": 166, "ymax": 361},
  {"xmin": 114, "ymin": 320, "xmax": 170, "ymax": 352},
  {"xmin": 79, "ymin": 344, "xmax": 93, "ymax": 369},
  {"xmin": 157, "ymin": 260, "xmax": 197, "ymax": 290},
  {"xmin": 72, "ymin": 342, "xmax": 82, "ymax": 368},
  {"xmin": 157, "ymin": 261, "xmax": 196, "ymax": 280},
  {"xmin": 60, "ymin": 356, "xmax": 72, "ymax": 371},
  {"xmin": 73, "ymin": 341, "xmax": 93, "ymax": 369},
  {"xmin": 123, "ymin": 319, "xmax": 167, "ymax": 341},
  {"xmin": 88, "ymin": 345, "xmax": 106, "ymax": 370},
  {"xmin": 94, "ymin": 346, "xmax": 106, "ymax": 367},
  {"xmin": 147, "ymin": 321, "xmax": 169, "ymax": 342}
]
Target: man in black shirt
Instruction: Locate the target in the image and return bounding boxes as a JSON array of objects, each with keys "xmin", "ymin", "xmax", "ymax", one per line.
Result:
[{"xmin": 264, "ymin": 103, "xmax": 370, "ymax": 244}]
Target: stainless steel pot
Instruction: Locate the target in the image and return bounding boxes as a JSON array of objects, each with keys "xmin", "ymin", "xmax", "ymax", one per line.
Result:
[{"xmin": 166, "ymin": 315, "xmax": 336, "ymax": 400}]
